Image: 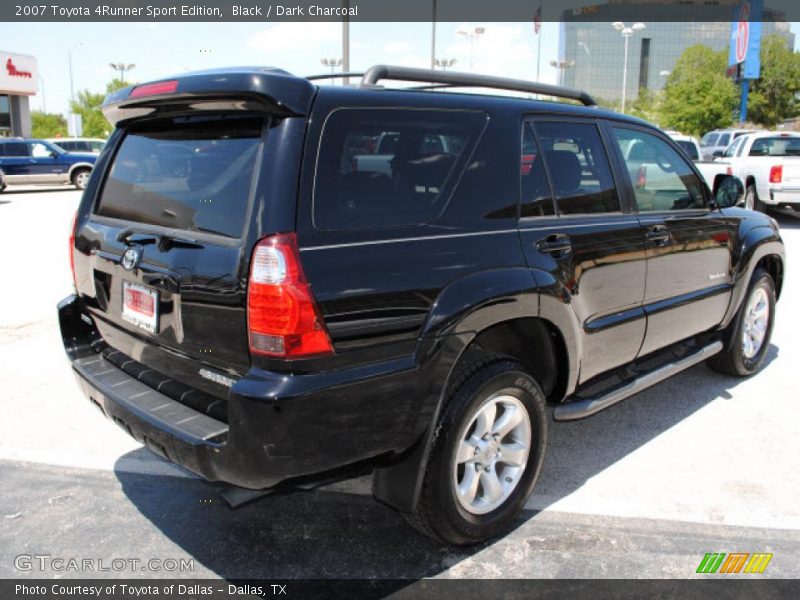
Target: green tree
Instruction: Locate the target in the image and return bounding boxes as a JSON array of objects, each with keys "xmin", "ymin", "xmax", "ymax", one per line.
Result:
[
  {"xmin": 747, "ymin": 34, "xmax": 800, "ymax": 127},
  {"xmin": 69, "ymin": 79, "xmax": 132, "ymax": 138},
  {"xmin": 628, "ymin": 88, "xmax": 663, "ymax": 123},
  {"xmin": 31, "ymin": 111, "xmax": 67, "ymax": 138},
  {"xmin": 659, "ymin": 45, "xmax": 738, "ymax": 136}
]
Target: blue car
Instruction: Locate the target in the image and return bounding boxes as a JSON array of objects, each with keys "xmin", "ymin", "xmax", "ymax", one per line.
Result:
[{"xmin": 0, "ymin": 138, "xmax": 97, "ymax": 192}]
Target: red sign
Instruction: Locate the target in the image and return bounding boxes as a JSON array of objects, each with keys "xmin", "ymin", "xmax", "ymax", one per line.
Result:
[
  {"xmin": 6, "ymin": 58, "xmax": 32, "ymax": 79},
  {"xmin": 735, "ymin": 2, "xmax": 750, "ymax": 63}
]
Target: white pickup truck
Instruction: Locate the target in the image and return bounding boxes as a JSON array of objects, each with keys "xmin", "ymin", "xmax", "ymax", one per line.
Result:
[
  {"xmin": 718, "ymin": 131, "xmax": 800, "ymax": 211},
  {"xmin": 666, "ymin": 132, "xmax": 733, "ymax": 194}
]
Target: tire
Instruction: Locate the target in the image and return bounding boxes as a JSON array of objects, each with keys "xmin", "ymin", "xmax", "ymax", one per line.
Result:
[
  {"xmin": 405, "ymin": 353, "xmax": 548, "ymax": 546},
  {"xmin": 71, "ymin": 168, "xmax": 91, "ymax": 191},
  {"xmin": 708, "ymin": 269, "xmax": 776, "ymax": 377},
  {"xmin": 744, "ymin": 184, "xmax": 765, "ymax": 212}
]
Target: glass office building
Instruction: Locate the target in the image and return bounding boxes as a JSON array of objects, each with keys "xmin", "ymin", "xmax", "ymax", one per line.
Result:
[{"xmin": 559, "ymin": 3, "xmax": 794, "ymax": 104}]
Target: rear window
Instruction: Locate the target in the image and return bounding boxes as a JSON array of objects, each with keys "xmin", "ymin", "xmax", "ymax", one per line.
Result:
[
  {"xmin": 749, "ymin": 136, "xmax": 800, "ymax": 157},
  {"xmin": 313, "ymin": 108, "xmax": 486, "ymax": 230},
  {"xmin": 675, "ymin": 140, "xmax": 699, "ymax": 161},
  {"xmin": 95, "ymin": 116, "xmax": 263, "ymax": 238}
]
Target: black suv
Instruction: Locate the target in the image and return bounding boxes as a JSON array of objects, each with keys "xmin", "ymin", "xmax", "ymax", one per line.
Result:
[{"xmin": 59, "ymin": 66, "xmax": 785, "ymax": 545}]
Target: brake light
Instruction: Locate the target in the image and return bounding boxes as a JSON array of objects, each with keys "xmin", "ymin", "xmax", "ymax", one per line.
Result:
[
  {"xmin": 69, "ymin": 211, "xmax": 77, "ymax": 288},
  {"xmin": 247, "ymin": 233, "xmax": 333, "ymax": 358},
  {"xmin": 769, "ymin": 165, "xmax": 783, "ymax": 183},
  {"xmin": 129, "ymin": 80, "xmax": 178, "ymax": 98}
]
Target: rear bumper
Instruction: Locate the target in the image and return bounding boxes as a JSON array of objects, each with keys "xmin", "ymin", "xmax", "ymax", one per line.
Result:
[
  {"xmin": 59, "ymin": 294, "xmax": 427, "ymax": 490},
  {"xmin": 768, "ymin": 188, "xmax": 800, "ymax": 205}
]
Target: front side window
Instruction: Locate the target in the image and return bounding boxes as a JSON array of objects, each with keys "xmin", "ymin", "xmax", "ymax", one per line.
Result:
[
  {"xmin": 30, "ymin": 142, "xmax": 52, "ymax": 158},
  {"xmin": 700, "ymin": 133, "xmax": 718, "ymax": 147},
  {"xmin": 95, "ymin": 116, "xmax": 263, "ymax": 238},
  {"xmin": 612, "ymin": 127, "xmax": 706, "ymax": 212},
  {"xmin": 724, "ymin": 137, "xmax": 742, "ymax": 158},
  {"xmin": 533, "ymin": 121, "xmax": 620, "ymax": 215},
  {"xmin": 313, "ymin": 108, "xmax": 486, "ymax": 230},
  {"xmin": 717, "ymin": 133, "xmax": 730, "ymax": 148}
]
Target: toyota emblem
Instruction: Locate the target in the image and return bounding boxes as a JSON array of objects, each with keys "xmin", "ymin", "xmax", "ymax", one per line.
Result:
[{"xmin": 121, "ymin": 247, "xmax": 142, "ymax": 271}]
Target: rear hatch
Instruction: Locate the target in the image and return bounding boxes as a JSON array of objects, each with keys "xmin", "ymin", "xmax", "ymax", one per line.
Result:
[{"xmin": 72, "ymin": 69, "xmax": 314, "ymax": 417}]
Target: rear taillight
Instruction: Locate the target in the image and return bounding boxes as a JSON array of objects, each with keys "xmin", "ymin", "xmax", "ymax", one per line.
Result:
[
  {"xmin": 635, "ymin": 165, "xmax": 647, "ymax": 189},
  {"xmin": 769, "ymin": 165, "xmax": 783, "ymax": 184},
  {"xmin": 129, "ymin": 80, "xmax": 178, "ymax": 98},
  {"xmin": 69, "ymin": 211, "xmax": 77, "ymax": 288},
  {"xmin": 247, "ymin": 233, "xmax": 333, "ymax": 358}
]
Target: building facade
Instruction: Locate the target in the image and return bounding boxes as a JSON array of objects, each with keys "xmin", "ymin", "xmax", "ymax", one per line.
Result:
[
  {"xmin": 559, "ymin": 3, "xmax": 794, "ymax": 104},
  {"xmin": 0, "ymin": 50, "xmax": 38, "ymax": 137}
]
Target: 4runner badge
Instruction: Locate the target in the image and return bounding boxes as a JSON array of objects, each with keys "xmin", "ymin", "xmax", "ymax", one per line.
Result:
[{"xmin": 121, "ymin": 247, "xmax": 142, "ymax": 271}]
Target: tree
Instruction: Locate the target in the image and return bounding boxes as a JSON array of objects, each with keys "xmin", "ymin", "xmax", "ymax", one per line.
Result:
[
  {"xmin": 746, "ymin": 34, "xmax": 800, "ymax": 127},
  {"xmin": 659, "ymin": 45, "xmax": 738, "ymax": 136},
  {"xmin": 69, "ymin": 79, "xmax": 132, "ymax": 138},
  {"xmin": 31, "ymin": 111, "xmax": 67, "ymax": 138}
]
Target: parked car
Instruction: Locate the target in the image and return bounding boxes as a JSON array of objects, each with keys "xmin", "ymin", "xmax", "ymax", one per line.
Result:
[
  {"xmin": 699, "ymin": 128, "xmax": 756, "ymax": 160},
  {"xmin": 665, "ymin": 131, "xmax": 733, "ymax": 193},
  {"xmin": 48, "ymin": 137, "xmax": 106, "ymax": 154},
  {"xmin": 0, "ymin": 138, "xmax": 96, "ymax": 190},
  {"xmin": 721, "ymin": 131, "xmax": 800, "ymax": 212},
  {"xmin": 59, "ymin": 66, "xmax": 785, "ymax": 546}
]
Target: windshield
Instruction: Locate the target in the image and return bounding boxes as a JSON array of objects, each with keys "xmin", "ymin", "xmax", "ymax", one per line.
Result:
[
  {"xmin": 748, "ymin": 137, "xmax": 800, "ymax": 157},
  {"xmin": 95, "ymin": 116, "xmax": 263, "ymax": 238}
]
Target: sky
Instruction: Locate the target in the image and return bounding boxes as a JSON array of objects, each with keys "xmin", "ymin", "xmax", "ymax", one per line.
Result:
[{"xmin": 2, "ymin": 20, "xmax": 798, "ymax": 116}]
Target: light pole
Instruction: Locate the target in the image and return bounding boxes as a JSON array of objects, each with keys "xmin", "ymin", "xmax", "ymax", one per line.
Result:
[
  {"xmin": 109, "ymin": 62, "xmax": 136, "ymax": 86},
  {"xmin": 612, "ymin": 21, "xmax": 646, "ymax": 114},
  {"xmin": 550, "ymin": 59, "xmax": 575, "ymax": 86},
  {"xmin": 67, "ymin": 42, "xmax": 82, "ymax": 108},
  {"xmin": 434, "ymin": 58, "xmax": 457, "ymax": 71},
  {"xmin": 320, "ymin": 57, "xmax": 343, "ymax": 82},
  {"xmin": 457, "ymin": 26, "xmax": 485, "ymax": 71}
]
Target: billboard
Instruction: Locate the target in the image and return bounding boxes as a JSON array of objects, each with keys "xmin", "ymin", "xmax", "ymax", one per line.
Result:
[{"xmin": 728, "ymin": 0, "xmax": 762, "ymax": 80}]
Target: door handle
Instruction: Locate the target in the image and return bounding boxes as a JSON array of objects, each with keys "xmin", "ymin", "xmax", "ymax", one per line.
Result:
[
  {"xmin": 645, "ymin": 224, "xmax": 671, "ymax": 247},
  {"xmin": 535, "ymin": 234, "xmax": 572, "ymax": 255}
]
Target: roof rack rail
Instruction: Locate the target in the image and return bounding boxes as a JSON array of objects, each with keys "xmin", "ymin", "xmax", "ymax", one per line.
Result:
[
  {"xmin": 360, "ymin": 65, "xmax": 596, "ymax": 107},
  {"xmin": 306, "ymin": 72, "xmax": 365, "ymax": 81}
]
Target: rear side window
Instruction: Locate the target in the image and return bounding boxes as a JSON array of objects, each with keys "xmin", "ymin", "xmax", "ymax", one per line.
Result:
[
  {"xmin": 675, "ymin": 140, "xmax": 699, "ymax": 161},
  {"xmin": 534, "ymin": 121, "xmax": 620, "ymax": 215},
  {"xmin": 313, "ymin": 108, "xmax": 486, "ymax": 230},
  {"xmin": 95, "ymin": 116, "xmax": 263, "ymax": 238},
  {"xmin": 520, "ymin": 123, "xmax": 554, "ymax": 217},
  {"xmin": 3, "ymin": 142, "xmax": 29, "ymax": 157}
]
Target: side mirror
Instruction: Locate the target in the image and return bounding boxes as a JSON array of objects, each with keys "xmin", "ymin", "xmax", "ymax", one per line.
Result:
[
  {"xmin": 712, "ymin": 150, "xmax": 724, "ymax": 158},
  {"xmin": 714, "ymin": 176, "xmax": 744, "ymax": 208},
  {"xmin": 49, "ymin": 151, "xmax": 58, "ymax": 158}
]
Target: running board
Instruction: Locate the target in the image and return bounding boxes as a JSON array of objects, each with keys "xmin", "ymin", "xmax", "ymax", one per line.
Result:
[{"xmin": 553, "ymin": 341, "xmax": 723, "ymax": 421}]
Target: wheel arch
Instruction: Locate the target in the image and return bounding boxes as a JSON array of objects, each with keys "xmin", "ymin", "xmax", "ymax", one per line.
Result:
[{"xmin": 68, "ymin": 163, "xmax": 94, "ymax": 179}]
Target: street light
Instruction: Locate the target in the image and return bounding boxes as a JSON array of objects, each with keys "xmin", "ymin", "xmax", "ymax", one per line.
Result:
[
  {"xmin": 612, "ymin": 21, "xmax": 646, "ymax": 114},
  {"xmin": 578, "ymin": 41, "xmax": 590, "ymax": 56},
  {"xmin": 109, "ymin": 62, "xmax": 136, "ymax": 85},
  {"xmin": 320, "ymin": 57, "xmax": 343, "ymax": 83},
  {"xmin": 67, "ymin": 42, "xmax": 83, "ymax": 107},
  {"xmin": 550, "ymin": 59, "xmax": 575, "ymax": 86},
  {"xmin": 434, "ymin": 58, "xmax": 457, "ymax": 71},
  {"xmin": 456, "ymin": 26, "xmax": 485, "ymax": 71}
]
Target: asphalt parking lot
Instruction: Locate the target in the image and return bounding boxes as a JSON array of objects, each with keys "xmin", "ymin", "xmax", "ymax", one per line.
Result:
[{"xmin": 1, "ymin": 186, "xmax": 799, "ymax": 580}]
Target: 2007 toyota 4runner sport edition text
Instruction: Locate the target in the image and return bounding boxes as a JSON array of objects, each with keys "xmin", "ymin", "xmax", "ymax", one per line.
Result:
[{"xmin": 59, "ymin": 66, "xmax": 785, "ymax": 545}]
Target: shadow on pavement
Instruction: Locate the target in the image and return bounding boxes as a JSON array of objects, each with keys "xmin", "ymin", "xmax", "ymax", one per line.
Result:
[{"xmin": 114, "ymin": 345, "xmax": 778, "ymax": 579}]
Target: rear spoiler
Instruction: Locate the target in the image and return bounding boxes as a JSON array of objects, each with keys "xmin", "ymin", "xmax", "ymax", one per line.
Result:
[{"xmin": 102, "ymin": 67, "xmax": 316, "ymax": 126}]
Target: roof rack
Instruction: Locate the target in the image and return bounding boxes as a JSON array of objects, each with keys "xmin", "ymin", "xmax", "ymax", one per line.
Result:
[
  {"xmin": 360, "ymin": 65, "xmax": 596, "ymax": 107},
  {"xmin": 306, "ymin": 72, "xmax": 365, "ymax": 81}
]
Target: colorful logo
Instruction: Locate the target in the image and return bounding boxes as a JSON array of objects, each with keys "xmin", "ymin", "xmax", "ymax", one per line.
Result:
[{"xmin": 697, "ymin": 552, "xmax": 773, "ymax": 574}]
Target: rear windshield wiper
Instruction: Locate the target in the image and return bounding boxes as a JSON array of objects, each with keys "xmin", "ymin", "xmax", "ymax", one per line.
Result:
[{"xmin": 116, "ymin": 228, "xmax": 204, "ymax": 251}]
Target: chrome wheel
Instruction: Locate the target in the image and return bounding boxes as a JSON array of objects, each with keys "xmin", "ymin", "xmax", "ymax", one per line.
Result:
[
  {"xmin": 453, "ymin": 393, "xmax": 531, "ymax": 515},
  {"xmin": 74, "ymin": 171, "xmax": 90, "ymax": 189},
  {"xmin": 742, "ymin": 287, "xmax": 769, "ymax": 359}
]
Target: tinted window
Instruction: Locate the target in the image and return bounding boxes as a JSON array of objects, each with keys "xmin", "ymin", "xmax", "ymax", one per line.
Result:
[
  {"xmin": 675, "ymin": 140, "xmax": 699, "ymax": 161},
  {"xmin": 520, "ymin": 123, "xmax": 554, "ymax": 217},
  {"xmin": 95, "ymin": 116, "xmax": 262, "ymax": 238},
  {"xmin": 314, "ymin": 108, "xmax": 486, "ymax": 230},
  {"xmin": 749, "ymin": 136, "xmax": 800, "ymax": 157},
  {"xmin": 534, "ymin": 121, "xmax": 620, "ymax": 215},
  {"xmin": 3, "ymin": 142, "xmax": 29, "ymax": 157},
  {"xmin": 700, "ymin": 133, "xmax": 718, "ymax": 147},
  {"xmin": 613, "ymin": 127, "xmax": 706, "ymax": 212},
  {"xmin": 717, "ymin": 133, "xmax": 730, "ymax": 147}
]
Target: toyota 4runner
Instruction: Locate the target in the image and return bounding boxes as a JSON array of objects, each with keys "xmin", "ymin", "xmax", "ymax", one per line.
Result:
[{"xmin": 59, "ymin": 66, "xmax": 785, "ymax": 545}]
